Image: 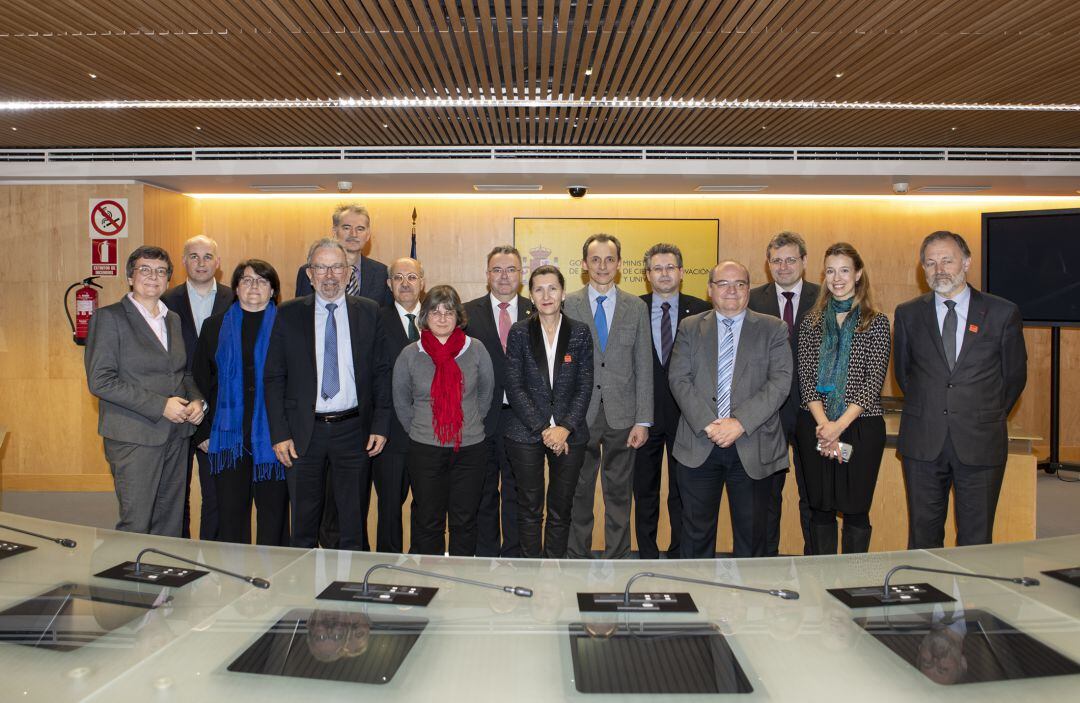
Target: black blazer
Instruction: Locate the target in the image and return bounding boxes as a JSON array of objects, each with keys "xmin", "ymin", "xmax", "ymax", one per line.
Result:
[
  {"xmin": 264, "ymin": 294, "xmax": 392, "ymax": 455},
  {"xmin": 747, "ymin": 280, "xmax": 820, "ymax": 437},
  {"xmin": 294, "ymin": 255, "xmax": 393, "ymax": 307},
  {"xmin": 160, "ymin": 282, "xmax": 235, "ymax": 371},
  {"xmin": 894, "ymin": 288, "xmax": 1027, "ymax": 467},
  {"xmin": 503, "ymin": 315, "xmax": 593, "ymax": 445},
  {"xmin": 377, "ymin": 304, "xmax": 414, "ymax": 450},
  {"xmin": 462, "ymin": 293, "xmax": 535, "ymax": 437},
  {"xmin": 640, "ymin": 292, "xmax": 711, "ymax": 436}
]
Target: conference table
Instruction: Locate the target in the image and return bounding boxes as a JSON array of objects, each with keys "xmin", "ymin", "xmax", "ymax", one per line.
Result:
[{"xmin": 0, "ymin": 511, "xmax": 1077, "ymax": 701}]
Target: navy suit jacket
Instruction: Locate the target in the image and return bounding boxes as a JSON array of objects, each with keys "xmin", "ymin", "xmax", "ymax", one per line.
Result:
[
  {"xmin": 160, "ymin": 282, "xmax": 235, "ymax": 371},
  {"xmin": 503, "ymin": 315, "xmax": 593, "ymax": 445},
  {"xmin": 462, "ymin": 293, "xmax": 535, "ymax": 437},
  {"xmin": 377, "ymin": 304, "xmax": 414, "ymax": 450},
  {"xmin": 640, "ymin": 292, "xmax": 711, "ymax": 436},
  {"xmin": 295, "ymin": 256, "xmax": 392, "ymax": 307}
]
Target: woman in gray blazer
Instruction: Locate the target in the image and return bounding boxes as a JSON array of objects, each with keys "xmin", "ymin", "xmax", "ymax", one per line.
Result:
[
  {"xmin": 392, "ymin": 285, "xmax": 494, "ymax": 555},
  {"xmin": 503, "ymin": 265, "xmax": 593, "ymax": 558},
  {"xmin": 85, "ymin": 246, "xmax": 205, "ymax": 536}
]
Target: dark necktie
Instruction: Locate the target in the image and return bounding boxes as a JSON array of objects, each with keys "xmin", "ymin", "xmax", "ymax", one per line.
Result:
[
  {"xmin": 322, "ymin": 303, "xmax": 340, "ymax": 399},
  {"xmin": 346, "ymin": 265, "xmax": 360, "ymax": 297},
  {"xmin": 782, "ymin": 291, "xmax": 795, "ymax": 338},
  {"xmin": 406, "ymin": 313, "xmax": 419, "ymax": 342},
  {"xmin": 942, "ymin": 299, "xmax": 958, "ymax": 371},
  {"xmin": 660, "ymin": 301, "xmax": 673, "ymax": 365}
]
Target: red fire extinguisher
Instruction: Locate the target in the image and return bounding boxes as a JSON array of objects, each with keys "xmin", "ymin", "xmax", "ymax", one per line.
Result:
[{"xmin": 65, "ymin": 276, "xmax": 103, "ymax": 346}]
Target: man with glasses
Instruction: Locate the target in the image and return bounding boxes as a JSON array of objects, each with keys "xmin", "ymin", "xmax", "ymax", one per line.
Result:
[
  {"xmin": 463, "ymin": 245, "xmax": 535, "ymax": 557},
  {"xmin": 372, "ymin": 257, "xmax": 425, "ymax": 552},
  {"xmin": 748, "ymin": 232, "xmax": 820, "ymax": 555},
  {"xmin": 635, "ymin": 243, "xmax": 711, "ymax": 559},
  {"xmin": 162, "ymin": 235, "xmax": 234, "ymax": 540},
  {"xmin": 86, "ymin": 246, "xmax": 206, "ymax": 536},
  {"xmin": 265, "ymin": 239, "xmax": 392, "ymax": 550},
  {"xmin": 669, "ymin": 261, "xmax": 791, "ymax": 558},
  {"xmin": 294, "ymin": 203, "xmax": 392, "ymax": 306}
]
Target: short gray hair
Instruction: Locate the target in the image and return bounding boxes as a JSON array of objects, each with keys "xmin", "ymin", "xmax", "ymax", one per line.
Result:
[
  {"xmin": 643, "ymin": 243, "xmax": 683, "ymax": 271},
  {"xmin": 306, "ymin": 237, "xmax": 347, "ymax": 264},
  {"xmin": 332, "ymin": 203, "xmax": 371, "ymax": 227},
  {"xmin": 486, "ymin": 245, "xmax": 521, "ymax": 266},
  {"xmin": 766, "ymin": 231, "xmax": 807, "ymax": 259},
  {"xmin": 388, "ymin": 257, "xmax": 425, "ymax": 279},
  {"xmin": 920, "ymin": 230, "xmax": 971, "ymax": 262},
  {"xmin": 182, "ymin": 234, "xmax": 218, "ymax": 256}
]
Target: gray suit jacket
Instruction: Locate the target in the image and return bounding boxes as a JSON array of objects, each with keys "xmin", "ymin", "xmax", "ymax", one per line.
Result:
[
  {"xmin": 85, "ymin": 296, "xmax": 202, "ymax": 446},
  {"xmin": 668, "ymin": 308, "xmax": 792, "ymax": 479},
  {"xmin": 563, "ymin": 286, "xmax": 653, "ymax": 429}
]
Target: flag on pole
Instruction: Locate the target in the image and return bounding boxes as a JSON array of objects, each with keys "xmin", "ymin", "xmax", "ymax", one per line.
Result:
[{"xmin": 410, "ymin": 207, "xmax": 417, "ymax": 259}]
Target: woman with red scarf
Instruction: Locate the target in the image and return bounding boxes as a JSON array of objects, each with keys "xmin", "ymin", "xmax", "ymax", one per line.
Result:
[{"xmin": 392, "ymin": 285, "xmax": 494, "ymax": 555}]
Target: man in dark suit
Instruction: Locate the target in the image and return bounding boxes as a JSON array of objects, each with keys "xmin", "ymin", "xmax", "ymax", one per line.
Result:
[
  {"xmin": 747, "ymin": 231, "xmax": 820, "ymax": 556},
  {"xmin": 464, "ymin": 245, "xmax": 534, "ymax": 557},
  {"xmin": 295, "ymin": 204, "xmax": 390, "ymax": 549},
  {"xmin": 295, "ymin": 203, "xmax": 392, "ymax": 306},
  {"xmin": 373, "ymin": 256, "xmax": 424, "ymax": 552},
  {"xmin": 265, "ymin": 238, "xmax": 391, "ymax": 549},
  {"xmin": 635, "ymin": 243, "xmax": 710, "ymax": 559},
  {"xmin": 895, "ymin": 230, "xmax": 1027, "ymax": 548},
  {"xmin": 160, "ymin": 235, "xmax": 234, "ymax": 540},
  {"xmin": 669, "ymin": 261, "xmax": 792, "ymax": 558}
]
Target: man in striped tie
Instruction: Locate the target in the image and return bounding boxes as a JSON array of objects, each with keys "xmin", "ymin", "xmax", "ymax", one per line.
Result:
[{"xmin": 668, "ymin": 261, "xmax": 792, "ymax": 558}]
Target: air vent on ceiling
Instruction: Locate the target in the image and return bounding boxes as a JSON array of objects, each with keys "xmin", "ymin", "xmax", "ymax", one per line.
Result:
[
  {"xmin": 473, "ymin": 184, "xmax": 543, "ymax": 192},
  {"xmin": 915, "ymin": 185, "xmax": 992, "ymax": 193},
  {"xmin": 250, "ymin": 184, "xmax": 325, "ymax": 192},
  {"xmin": 695, "ymin": 185, "xmax": 768, "ymax": 192}
]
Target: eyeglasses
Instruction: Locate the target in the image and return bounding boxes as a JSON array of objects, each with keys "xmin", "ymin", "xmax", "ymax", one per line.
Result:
[
  {"xmin": 309, "ymin": 263, "xmax": 348, "ymax": 274},
  {"xmin": 769, "ymin": 257, "xmax": 801, "ymax": 267},
  {"xmin": 489, "ymin": 267, "xmax": 519, "ymax": 277},
  {"xmin": 391, "ymin": 273, "xmax": 422, "ymax": 283},
  {"xmin": 238, "ymin": 276, "xmax": 271, "ymax": 288},
  {"xmin": 710, "ymin": 280, "xmax": 749, "ymax": 291},
  {"xmin": 427, "ymin": 308, "xmax": 456, "ymax": 319},
  {"xmin": 134, "ymin": 266, "xmax": 169, "ymax": 279}
]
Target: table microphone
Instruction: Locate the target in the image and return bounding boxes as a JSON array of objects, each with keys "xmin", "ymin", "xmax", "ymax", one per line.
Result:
[
  {"xmin": 360, "ymin": 563, "xmax": 533, "ymax": 598},
  {"xmin": 134, "ymin": 547, "xmax": 270, "ymax": 589},
  {"xmin": 0, "ymin": 522, "xmax": 77, "ymax": 548},
  {"xmin": 622, "ymin": 571, "xmax": 799, "ymax": 605},
  {"xmin": 882, "ymin": 565, "xmax": 1038, "ymax": 601}
]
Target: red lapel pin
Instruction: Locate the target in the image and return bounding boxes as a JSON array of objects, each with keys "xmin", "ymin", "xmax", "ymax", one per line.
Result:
[
  {"xmin": 563, "ymin": 354, "xmax": 572, "ymax": 363},
  {"xmin": 968, "ymin": 324, "xmax": 979, "ymax": 333}
]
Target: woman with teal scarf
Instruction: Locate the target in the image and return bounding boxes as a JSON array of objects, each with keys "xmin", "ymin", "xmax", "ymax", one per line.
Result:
[
  {"xmin": 193, "ymin": 259, "xmax": 289, "ymax": 546},
  {"xmin": 795, "ymin": 243, "xmax": 891, "ymax": 555}
]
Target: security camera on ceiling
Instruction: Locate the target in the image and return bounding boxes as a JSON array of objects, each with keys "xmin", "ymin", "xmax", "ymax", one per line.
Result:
[{"xmin": 568, "ymin": 185, "xmax": 588, "ymax": 198}]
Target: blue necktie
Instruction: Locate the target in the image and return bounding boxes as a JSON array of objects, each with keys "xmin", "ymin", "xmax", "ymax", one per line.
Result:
[
  {"xmin": 716, "ymin": 318, "xmax": 735, "ymax": 418},
  {"xmin": 322, "ymin": 302, "xmax": 340, "ymax": 400},
  {"xmin": 594, "ymin": 295, "xmax": 609, "ymax": 352}
]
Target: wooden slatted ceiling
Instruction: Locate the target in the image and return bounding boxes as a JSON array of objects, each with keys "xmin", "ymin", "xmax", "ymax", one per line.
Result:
[{"xmin": 1, "ymin": 0, "xmax": 1078, "ymax": 148}]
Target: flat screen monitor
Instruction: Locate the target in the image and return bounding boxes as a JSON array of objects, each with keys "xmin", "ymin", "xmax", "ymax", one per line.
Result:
[{"xmin": 982, "ymin": 208, "xmax": 1080, "ymax": 326}]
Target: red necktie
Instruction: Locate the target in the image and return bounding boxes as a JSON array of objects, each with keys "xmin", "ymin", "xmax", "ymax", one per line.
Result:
[{"xmin": 498, "ymin": 302, "xmax": 512, "ymax": 352}]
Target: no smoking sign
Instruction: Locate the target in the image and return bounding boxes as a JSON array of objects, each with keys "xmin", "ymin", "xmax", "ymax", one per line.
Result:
[{"xmin": 89, "ymin": 198, "xmax": 128, "ymax": 238}]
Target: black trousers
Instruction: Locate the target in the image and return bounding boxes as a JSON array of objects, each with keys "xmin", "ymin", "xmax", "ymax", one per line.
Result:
[
  {"xmin": 182, "ymin": 441, "xmax": 219, "ymax": 540},
  {"xmin": 408, "ymin": 440, "xmax": 487, "ymax": 556},
  {"xmin": 678, "ymin": 444, "xmax": 769, "ymax": 558},
  {"xmin": 632, "ymin": 427, "xmax": 684, "ymax": 559},
  {"xmin": 505, "ymin": 439, "xmax": 585, "ymax": 559},
  {"xmin": 286, "ymin": 416, "xmax": 371, "ymax": 550},
  {"xmin": 902, "ymin": 432, "xmax": 1006, "ymax": 548},
  {"xmin": 371, "ymin": 446, "xmax": 410, "ymax": 553},
  {"xmin": 213, "ymin": 456, "xmax": 290, "ymax": 546},
  {"xmin": 476, "ymin": 407, "xmax": 520, "ymax": 557}
]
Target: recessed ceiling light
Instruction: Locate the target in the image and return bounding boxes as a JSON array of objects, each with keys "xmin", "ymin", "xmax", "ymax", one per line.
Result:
[
  {"xmin": 88, "ymin": 73, "xmax": 97, "ymax": 79},
  {"xmin": 250, "ymin": 184, "xmax": 325, "ymax": 192},
  {"xmin": 194, "ymin": 125, "xmax": 202, "ymax": 130},
  {"xmin": 761, "ymin": 125, "xmax": 767, "ymax": 129},
  {"xmin": 382, "ymin": 123, "xmax": 388, "ymax": 128},
  {"xmin": 951, "ymin": 126, "xmax": 958, "ymax": 131},
  {"xmin": 335, "ymin": 71, "xmax": 343, "ymax": 76},
  {"xmin": 695, "ymin": 185, "xmax": 768, "ymax": 193},
  {"xmin": 585, "ymin": 68, "xmax": 593, "ymax": 76},
  {"xmin": 473, "ymin": 184, "xmax": 543, "ymax": 192},
  {"xmin": 10, "ymin": 127, "xmax": 16, "ymax": 131},
  {"xmin": 834, "ymin": 72, "xmax": 844, "ymax": 78},
  {"xmin": 916, "ymin": 185, "xmax": 992, "ymax": 193}
]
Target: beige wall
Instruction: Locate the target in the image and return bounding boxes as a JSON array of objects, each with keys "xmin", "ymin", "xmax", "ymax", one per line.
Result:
[{"xmin": 2, "ymin": 187, "xmax": 1079, "ymax": 490}]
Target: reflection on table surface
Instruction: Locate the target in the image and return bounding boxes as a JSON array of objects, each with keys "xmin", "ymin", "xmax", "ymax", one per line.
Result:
[{"xmin": 0, "ymin": 512, "xmax": 1077, "ymax": 702}]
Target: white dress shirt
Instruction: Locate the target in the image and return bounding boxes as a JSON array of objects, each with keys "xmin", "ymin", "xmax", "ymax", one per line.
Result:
[
  {"xmin": 128, "ymin": 294, "xmax": 169, "ymax": 350},
  {"xmin": 394, "ymin": 301, "xmax": 421, "ymax": 336},
  {"xmin": 185, "ymin": 281, "xmax": 217, "ymax": 335},
  {"xmin": 774, "ymin": 278, "xmax": 804, "ymax": 315},
  {"xmin": 587, "ymin": 284, "xmax": 617, "ymax": 335},
  {"xmin": 543, "ymin": 316, "xmax": 563, "ymax": 427},
  {"xmin": 314, "ymin": 293, "xmax": 357, "ymax": 413}
]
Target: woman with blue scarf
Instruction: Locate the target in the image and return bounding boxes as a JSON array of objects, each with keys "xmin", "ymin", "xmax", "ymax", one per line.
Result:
[
  {"xmin": 193, "ymin": 259, "xmax": 289, "ymax": 545},
  {"xmin": 795, "ymin": 243, "xmax": 890, "ymax": 555}
]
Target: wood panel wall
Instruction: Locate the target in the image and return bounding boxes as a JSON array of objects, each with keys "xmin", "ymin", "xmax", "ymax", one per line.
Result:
[{"xmin": 2, "ymin": 189, "xmax": 1078, "ymax": 494}]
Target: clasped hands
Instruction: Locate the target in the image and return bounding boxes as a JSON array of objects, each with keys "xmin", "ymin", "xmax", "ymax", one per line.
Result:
[
  {"xmin": 542, "ymin": 426, "xmax": 571, "ymax": 456},
  {"xmin": 815, "ymin": 419, "xmax": 847, "ymax": 462},
  {"xmin": 704, "ymin": 417, "xmax": 744, "ymax": 447},
  {"xmin": 163, "ymin": 396, "xmax": 205, "ymax": 425}
]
